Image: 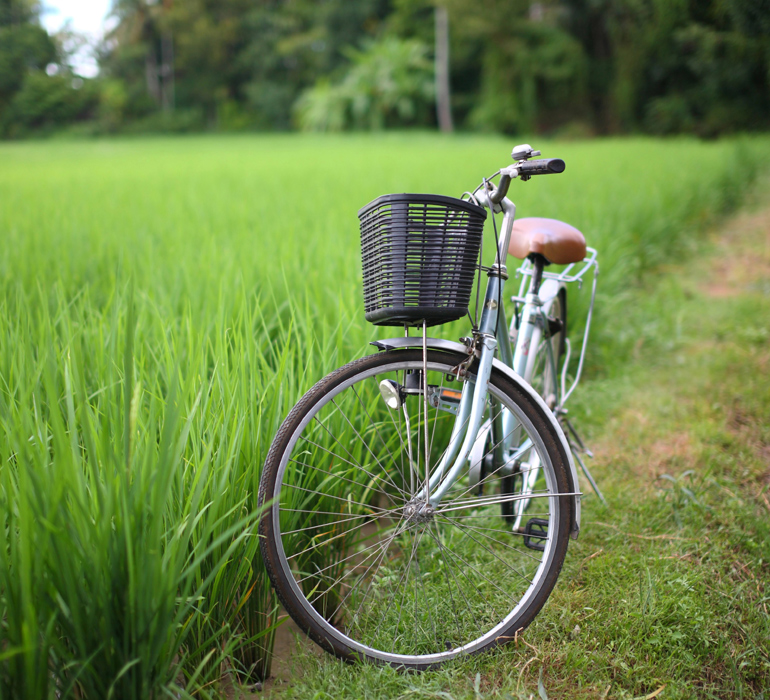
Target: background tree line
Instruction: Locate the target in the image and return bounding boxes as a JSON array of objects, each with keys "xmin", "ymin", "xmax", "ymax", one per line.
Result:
[{"xmin": 2, "ymin": 0, "xmax": 769, "ymax": 138}]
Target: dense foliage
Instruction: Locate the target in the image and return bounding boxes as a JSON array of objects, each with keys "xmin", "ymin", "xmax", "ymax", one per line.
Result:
[
  {"xmin": 0, "ymin": 0, "xmax": 98, "ymax": 136},
  {"xmin": 2, "ymin": 0, "xmax": 768, "ymax": 137}
]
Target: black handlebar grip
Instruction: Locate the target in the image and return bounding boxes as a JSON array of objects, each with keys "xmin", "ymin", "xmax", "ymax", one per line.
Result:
[{"xmin": 517, "ymin": 158, "xmax": 566, "ymax": 176}]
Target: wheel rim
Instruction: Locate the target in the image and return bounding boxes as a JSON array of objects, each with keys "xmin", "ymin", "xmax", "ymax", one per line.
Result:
[{"xmin": 268, "ymin": 357, "xmax": 563, "ymax": 665}]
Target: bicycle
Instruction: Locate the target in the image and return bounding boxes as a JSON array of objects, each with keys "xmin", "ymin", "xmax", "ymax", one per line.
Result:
[{"xmin": 258, "ymin": 143, "xmax": 600, "ymax": 670}]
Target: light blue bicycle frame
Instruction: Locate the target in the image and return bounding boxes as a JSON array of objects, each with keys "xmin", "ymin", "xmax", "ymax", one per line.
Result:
[{"xmin": 424, "ymin": 188, "xmax": 532, "ymax": 505}]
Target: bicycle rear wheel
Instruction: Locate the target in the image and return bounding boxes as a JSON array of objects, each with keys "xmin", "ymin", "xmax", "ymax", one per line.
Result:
[{"xmin": 258, "ymin": 348, "xmax": 573, "ymax": 669}]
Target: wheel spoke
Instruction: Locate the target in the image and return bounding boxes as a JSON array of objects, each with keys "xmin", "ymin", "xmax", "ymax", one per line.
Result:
[
  {"xmin": 280, "ymin": 511, "xmax": 396, "ymax": 536},
  {"xmin": 370, "ymin": 375, "xmax": 409, "ymax": 494},
  {"xmin": 425, "ymin": 523, "xmax": 513, "ymax": 603},
  {"xmin": 439, "ymin": 512, "xmax": 544, "ymax": 567},
  {"xmin": 286, "ymin": 515, "xmax": 400, "ymax": 563},
  {"xmin": 444, "ymin": 419, "xmax": 531, "ymax": 503},
  {"xmin": 302, "ymin": 436, "xmax": 408, "ymax": 500},
  {"xmin": 281, "ymin": 481, "xmax": 397, "ymax": 515},
  {"xmin": 352, "ymin": 384, "xmax": 405, "ymax": 485},
  {"xmin": 436, "ymin": 490, "xmax": 574, "ymax": 513},
  {"xmin": 427, "ymin": 373, "xmax": 446, "ymax": 477},
  {"xmin": 443, "ymin": 511, "xmax": 552, "ymax": 519},
  {"xmin": 331, "ymin": 522, "xmax": 408, "ymax": 628},
  {"xmin": 425, "ymin": 521, "xmax": 484, "ymax": 645},
  {"xmin": 310, "ymin": 520, "xmax": 407, "ymax": 614},
  {"xmin": 296, "ymin": 528, "xmax": 404, "ymax": 585},
  {"xmin": 310, "ymin": 416, "xmax": 409, "ymax": 500},
  {"xmin": 330, "ymin": 397, "xmax": 407, "ymax": 498},
  {"xmin": 383, "ymin": 524, "xmax": 429, "ymax": 644},
  {"xmin": 288, "ymin": 456, "xmax": 400, "ymax": 508}
]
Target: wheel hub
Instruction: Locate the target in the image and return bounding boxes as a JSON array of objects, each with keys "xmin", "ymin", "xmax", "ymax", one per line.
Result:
[{"xmin": 403, "ymin": 499, "xmax": 435, "ymax": 526}]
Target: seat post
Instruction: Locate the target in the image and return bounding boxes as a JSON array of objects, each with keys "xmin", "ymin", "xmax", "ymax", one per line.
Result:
[{"xmin": 529, "ymin": 254, "xmax": 546, "ymax": 295}]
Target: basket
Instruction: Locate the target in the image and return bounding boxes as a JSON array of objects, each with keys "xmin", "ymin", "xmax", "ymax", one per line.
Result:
[{"xmin": 358, "ymin": 194, "xmax": 487, "ymax": 327}]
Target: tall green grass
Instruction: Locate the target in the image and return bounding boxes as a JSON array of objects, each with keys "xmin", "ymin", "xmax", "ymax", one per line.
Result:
[
  {"xmin": 0, "ymin": 285, "xmax": 264, "ymax": 698},
  {"xmin": 0, "ymin": 134, "xmax": 768, "ymax": 697}
]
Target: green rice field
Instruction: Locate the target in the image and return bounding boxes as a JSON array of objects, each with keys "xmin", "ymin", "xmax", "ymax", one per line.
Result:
[{"xmin": 1, "ymin": 134, "xmax": 768, "ymax": 698}]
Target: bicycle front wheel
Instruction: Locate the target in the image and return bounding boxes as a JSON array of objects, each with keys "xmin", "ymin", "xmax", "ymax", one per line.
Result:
[{"xmin": 258, "ymin": 348, "xmax": 572, "ymax": 669}]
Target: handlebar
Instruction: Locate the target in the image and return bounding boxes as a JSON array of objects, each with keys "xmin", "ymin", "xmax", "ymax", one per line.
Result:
[
  {"xmin": 517, "ymin": 158, "xmax": 565, "ymax": 177},
  {"xmin": 486, "ymin": 157, "xmax": 566, "ymax": 205},
  {"xmin": 471, "ymin": 146, "xmax": 567, "ymax": 267}
]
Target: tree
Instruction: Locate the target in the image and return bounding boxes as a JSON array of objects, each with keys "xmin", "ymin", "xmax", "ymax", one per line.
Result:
[
  {"xmin": 0, "ymin": 0, "xmax": 56, "ymax": 113},
  {"xmin": 296, "ymin": 36, "xmax": 434, "ymax": 131},
  {"xmin": 434, "ymin": 5, "xmax": 453, "ymax": 132},
  {"xmin": 445, "ymin": 0, "xmax": 588, "ymax": 134},
  {"xmin": 102, "ymin": 0, "xmax": 172, "ymax": 116},
  {"xmin": 0, "ymin": 0, "xmax": 97, "ymax": 135},
  {"xmin": 561, "ymin": 0, "xmax": 770, "ymax": 135},
  {"xmin": 99, "ymin": 0, "xmax": 393, "ymax": 130}
]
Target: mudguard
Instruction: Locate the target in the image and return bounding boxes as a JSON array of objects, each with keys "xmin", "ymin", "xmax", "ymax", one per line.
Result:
[
  {"xmin": 370, "ymin": 336, "xmax": 581, "ymax": 539},
  {"xmin": 538, "ymin": 277, "xmax": 563, "ymax": 305}
]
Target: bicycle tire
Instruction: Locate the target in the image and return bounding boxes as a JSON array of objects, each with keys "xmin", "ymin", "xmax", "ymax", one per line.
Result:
[
  {"xmin": 258, "ymin": 348, "xmax": 572, "ymax": 669},
  {"xmin": 502, "ymin": 288, "xmax": 566, "ymax": 526}
]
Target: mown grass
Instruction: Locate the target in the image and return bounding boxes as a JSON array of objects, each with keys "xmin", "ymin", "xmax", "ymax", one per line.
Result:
[{"xmin": 1, "ymin": 134, "xmax": 769, "ymax": 698}]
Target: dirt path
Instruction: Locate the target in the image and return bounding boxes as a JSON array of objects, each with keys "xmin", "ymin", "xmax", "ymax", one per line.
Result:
[{"xmin": 585, "ymin": 185, "xmax": 770, "ymax": 496}]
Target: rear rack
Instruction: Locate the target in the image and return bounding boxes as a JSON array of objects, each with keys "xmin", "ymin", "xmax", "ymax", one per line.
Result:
[
  {"xmin": 513, "ymin": 246, "xmax": 598, "ymax": 288},
  {"xmin": 512, "ymin": 247, "xmax": 599, "ymax": 410}
]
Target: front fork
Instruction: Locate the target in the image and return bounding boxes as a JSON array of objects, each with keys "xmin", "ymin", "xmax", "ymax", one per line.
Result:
[
  {"xmin": 423, "ymin": 275, "xmax": 544, "ymax": 507},
  {"xmin": 425, "ymin": 333, "xmax": 497, "ymax": 505}
]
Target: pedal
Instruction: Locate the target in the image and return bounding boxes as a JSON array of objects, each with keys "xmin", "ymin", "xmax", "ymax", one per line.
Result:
[{"xmin": 520, "ymin": 518, "xmax": 549, "ymax": 551}]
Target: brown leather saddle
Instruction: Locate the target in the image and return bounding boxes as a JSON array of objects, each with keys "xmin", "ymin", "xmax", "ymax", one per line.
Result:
[{"xmin": 508, "ymin": 217, "xmax": 586, "ymax": 265}]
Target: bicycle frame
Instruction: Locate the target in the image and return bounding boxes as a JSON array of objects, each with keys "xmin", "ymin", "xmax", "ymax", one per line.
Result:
[
  {"xmin": 372, "ymin": 184, "xmax": 587, "ymax": 536},
  {"xmin": 424, "ymin": 191, "xmax": 523, "ymax": 504},
  {"xmin": 421, "ymin": 190, "xmax": 598, "ymax": 507}
]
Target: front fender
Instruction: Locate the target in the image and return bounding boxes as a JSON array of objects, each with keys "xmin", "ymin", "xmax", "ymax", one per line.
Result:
[{"xmin": 370, "ymin": 336, "xmax": 581, "ymax": 539}]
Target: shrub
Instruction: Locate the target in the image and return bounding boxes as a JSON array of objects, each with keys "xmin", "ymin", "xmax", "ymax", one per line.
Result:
[
  {"xmin": 295, "ymin": 36, "xmax": 434, "ymax": 131},
  {"xmin": 3, "ymin": 71, "xmax": 97, "ymax": 135}
]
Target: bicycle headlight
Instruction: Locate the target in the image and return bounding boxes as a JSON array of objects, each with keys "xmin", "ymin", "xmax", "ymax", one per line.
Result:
[{"xmin": 378, "ymin": 379, "xmax": 402, "ymax": 410}]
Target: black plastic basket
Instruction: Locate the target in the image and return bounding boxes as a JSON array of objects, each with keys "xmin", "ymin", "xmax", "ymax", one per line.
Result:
[{"xmin": 359, "ymin": 193, "xmax": 487, "ymax": 327}]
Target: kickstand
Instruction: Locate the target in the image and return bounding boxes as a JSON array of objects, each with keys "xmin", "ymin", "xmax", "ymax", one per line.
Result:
[{"xmin": 563, "ymin": 417, "xmax": 607, "ymax": 506}]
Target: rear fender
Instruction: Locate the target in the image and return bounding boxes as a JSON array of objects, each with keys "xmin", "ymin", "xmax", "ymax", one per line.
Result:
[{"xmin": 539, "ymin": 278, "xmax": 564, "ymax": 308}]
